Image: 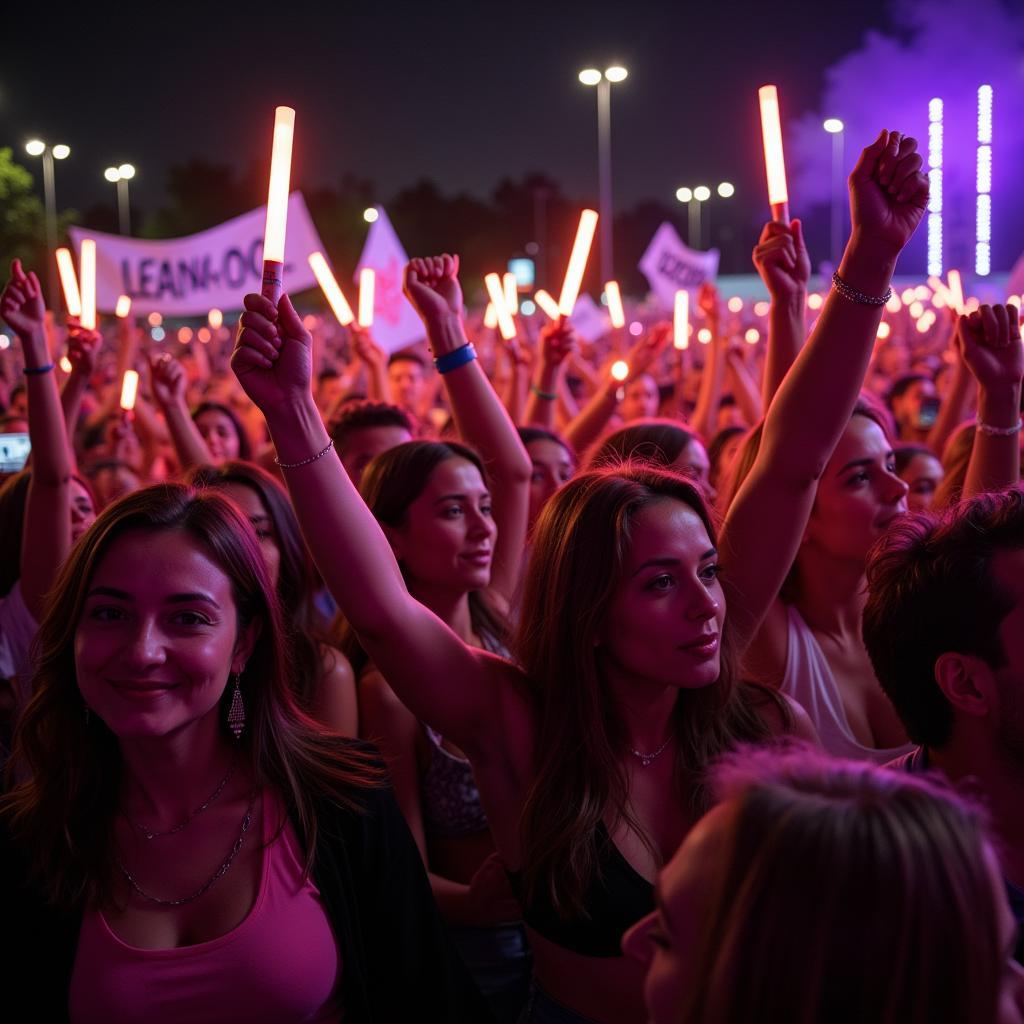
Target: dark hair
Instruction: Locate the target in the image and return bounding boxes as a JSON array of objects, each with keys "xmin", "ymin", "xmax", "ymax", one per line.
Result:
[
  {"xmin": 387, "ymin": 351, "xmax": 425, "ymax": 370},
  {"xmin": 887, "ymin": 373, "xmax": 929, "ymax": 407},
  {"xmin": 317, "ymin": 368, "xmax": 340, "ymax": 383},
  {"xmin": 863, "ymin": 488, "xmax": 1024, "ymax": 747},
  {"xmin": 585, "ymin": 419, "xmax": 699, "ymax": 473},
  {"xmin": 335, "ymin": 440, "xmax": 509, "ymax": 673},
  {"xmin": 192, "ymin": 401, "xmax": 253, "ymax": 461},
  {"xmin": 2, "ymin": 484, "xmax": 383, "ymax": 909},
  {"xmin": 330, "ymin": 401, "xmax": 413, "ymax": 454},
  {"xmin": 518, "ymin": 426, "xmax": 575, "ymax": 461},
  {"xmin": 187, "ymin": 461, "xmax": 330, "ymax": 714},
  {"xmin": 707, "ymin": 426, "xmax": 746, "ymax": 487},
  {"xmin": 894, "ymin": 444, "xmax": 937, "ymax": 476}
]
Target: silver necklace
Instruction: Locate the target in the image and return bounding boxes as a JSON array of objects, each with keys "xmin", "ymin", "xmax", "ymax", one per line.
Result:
[
  {"xmin": 120, "ymin": 757, "xmax": 237, "ymax": 840},
  {"xmin": 117, "ymin": 790, "xmax": 256, "ymax": 907},
  {"xmin": 630, "ymin": 737, "xmax": 673, "ymax": 767}
]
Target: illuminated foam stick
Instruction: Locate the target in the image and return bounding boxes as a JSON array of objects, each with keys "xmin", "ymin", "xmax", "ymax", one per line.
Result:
[
  {"xmin": 533, "ymin": 289, "xmax": 561, "ymax": 321},
  {"xmin": 610, "ymin": 359, "xmax": 629, "ymax": 381},
  {"xmin": 605, "ymin": 281, "xmax": 625, "ymax": 328},
  {"xmin": 119, "ymin": 369, "xmax": 139, "ymax": 412},
  {"xmin": 358, "ymin": 268, "xmax": 375, "ymax": 328},
  {"xmin": 947, "ymin": 269, "xmax": 965, "ymax": 315},
  {"xmin": 484, "ymin": 273, "xmax": 517, "ymax": 340},
  {"xmin": 115, "ymin": 295, "xmax": 132, "ymax": 319},
  {"xmin": 208, "ymin": 308, "xmax": 224, "ymax": 329},
  {"xmin": 308, "ymin": 252, "xmax": 355, "ymax": 326},
  {"xmin": 261, "ymin": 106, "xmax": 296, "ymax": 307},
  {"xmin": 503, "ymin": 273, "xmax": 519, "ymax": 316},
  {"xmin": 558, "ymin": 209, "xmax": 599, "ymax": 316},
  {"xmin": 79, "ymin": 239, "xmax": 97, "ymax": 330},
  {"xmin": 56, "ymin": 248, "xmax": 82, "ymax": 317},
  {"xmin": 483, "ymin": 303, "xmax": 498, "ymax": 329},
  {"xmin": 758, "ymin": 85, "xmax": 789, "ymax": 223},
  {"xmin": 674, "ymin": 290, "xmax": 689, "ymax": 350}
]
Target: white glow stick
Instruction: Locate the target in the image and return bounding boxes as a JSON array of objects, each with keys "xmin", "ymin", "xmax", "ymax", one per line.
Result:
[
  {"xmin": 208, "ymin": 308, "xmax": 223, "ymax": 329},
  {"xmin": 674, "ymin": 290, "xmax": 689, "ymax": 349},
  {"xmin": 484, "ymin": 303, "xmax": 498, "ymax": 329},
  {"xmin": 79, "ymin": 239, "xmax": 97, "ymax": 330},
  {"xmin": 558, "ymin": 209, "xmax": 599, "ymax": 316},
  {"xmin": 358, "ymin": 268, "xmax": 375, "ymax": 327},
  {"xmin": 534, "ymin": 289, "xmax": 561, "ymax": 321},
  {"xmin": 115, "ymin": 295, "xmax": 132, "ymax": 319},
  {"xmin": 611, "ymin": 360, "xmax": 629, "ymax": 381},
  {"xmin": 308, "ymin": 252, "xmax": 355, "ymax": 326},
  {"xmin": 605, "ymin": 281, "xmax": 625, "ymax": 328},
  {"xmin": 758, "ymin": 85, "xmax": 789, "ymax": 223},
  {"xmin": 119, "ymin": 369, "xmax": 139, "ymax": 411},
  {"xmin": 261, "ymin": 106, "xmax": 295, "ymax": 306},
  {"xmin": 947, "ymin": 269, "xmax": 965, "ymax": 314},
  {"xmin": 56, "ymin": 248, "xmax": 82, "ymax": 317},
  {"xmin": 484, "ymin": 273, "xmax": 516, "ymax": 340},
  {"xmin": 503, "ymin": 272, "xmax": 519, "ymax": 315}
]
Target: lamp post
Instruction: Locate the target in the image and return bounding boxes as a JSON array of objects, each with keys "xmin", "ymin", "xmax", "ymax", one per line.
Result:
[
  {"xmin": 25, "ymin": 139, "xmax": 70, "ymax": 314},
  {"xmin": 823, "ymin": 119, "xmax": 845, "ymax": 267},
  {"xmin": 104, "ymin": 163, "xmax": 136, "ymax": 235},
  {"xmin": 578, "ymin": 64, "xmax": 627, "ymax": 284},
  {"xmin": 676, "ymin": 183, "xmax": 732, "ymax": 249}
]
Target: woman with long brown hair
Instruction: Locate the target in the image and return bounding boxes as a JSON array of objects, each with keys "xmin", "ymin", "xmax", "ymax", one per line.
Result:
[{"xmin": 232, "ymin": 132, "xmax": 926, "ymax": 1022}]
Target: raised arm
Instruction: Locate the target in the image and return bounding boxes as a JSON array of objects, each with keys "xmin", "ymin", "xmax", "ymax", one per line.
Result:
[
  {"xmin": 350, "ymin": 326, "xmax": 389, "ymax": 403},
  {"xmin": 59, "ymin": 321, "xmax": 101, "ymax": 464},
  {"xmin": 958, "ymin": 304, "xmax": 1023, "ymax": 499},
  {"xmin": 719, "ymin": 130, "xmax": 928, "ymax": 654},
  {"xmin": 524, "ymin": 320, "xmax": 577, "ymax": 429},
  {"xmin": 149, "ymin": 351, "xmax": 213, "ymax": 471},
  {"xmin": 232, "ymin": 292, "xmax": 518, "ymax": 758},
  {"xmin": 1, "ymin": 261, "xmax": 72, "ymax": 620},
  {"xmin": 725, "ymin": 345, "xmax": 764, "ymax": 426},
  {"xmin": 403, "ymin": 255, "xmax": 531, "ymax": 606},
  {"xmin": 689, "ymin": 284, "xmax": 727, "ymax": 439},
  {"xmin": 752, "ymin": 218, "xmax": 810, "ymax": 407}
]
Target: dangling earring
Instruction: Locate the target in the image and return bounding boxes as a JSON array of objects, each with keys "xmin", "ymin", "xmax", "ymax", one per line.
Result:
[{"xmin": 227, "ymin": 672, "xmax": 245, "ymax": 739}]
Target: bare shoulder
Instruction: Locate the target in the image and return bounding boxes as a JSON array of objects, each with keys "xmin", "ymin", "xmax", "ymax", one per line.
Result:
[
  {"xmin": 318, "ymin": 643, "xmax": 354, "ymax": 682},
  {"xmin": 743, "ymin": 683, "xmax": 818, "ymax": 744}
]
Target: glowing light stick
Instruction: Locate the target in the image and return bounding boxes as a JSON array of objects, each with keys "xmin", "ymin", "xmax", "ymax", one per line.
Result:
[
  {"xmin": 484, "ymin": 303, "xmax": 498, "ymax": 329},
  {"xmin": 534, "ymin": 289, "xmax": 561, "ymax": 321},
  {"xmin": 358, "ymin": 268, "xmax": 375, "ymax": 327},
  {"xmin": 745, "ymin": 328, "xmax": 761, "ymax": 344},
  {"xmin": 503, "ymin": 273, "xmax": 519, "ymax": 316},
  {"xmin": 59, "ymin": 356, "xmax": 73, "ymax": 373},
  {"xmin": 927, "ymin": 276, "xmax": 952, "ymax": 305},
  {"xmin": 79, "ymin": 239, "xmax": 97, "ymax": 330},
  {"xmin": 484, "ymin": 273, "xmax": 516, "ymax": 340},
  {"xmin": 758, "ymin": 85, "xmax": 789, "ymax": 223},
  {"xmin": 947, "ymin": 269, "xmax": 965, "ymax": 315},
  {"xmin": 115, "ymin": 295, "xmax": 132, "ymax": 318},
  {"xmin": 261, "ymin": 106, "xmax": 296, "ymax": 307},
  {"xmin": 55, "ymin": 248, "xmax": 82, "ymax": 317},
  {"xmin": 208, "ymin": 308, "xmax": 223, "ymax": 329},
  {"xmin": 307, "ymin": 252, "xmax": 354, "ymax": 326},
  {"xmin": 119, "ymin": 369, "xmax": 139, "ymax": 411},
  {"xmin": 558, "ymin": 209, "xmax": 599, "ymax": 316},
  {"xmin": 605, "ymin": 281, "xmax": 625, "ymax": 328},
  {"xmin": 611, "ymin": 360, "xmax": 629, "ymax": 382},
  {"xmin": 674, "ymin": 290, "xmax": 689, "ymax": 350}
]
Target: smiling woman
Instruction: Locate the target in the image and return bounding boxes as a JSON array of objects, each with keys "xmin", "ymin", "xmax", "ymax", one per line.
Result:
[{"xmin": 0, "ymin": 484, "xmax": 490, "ymax": 1021}]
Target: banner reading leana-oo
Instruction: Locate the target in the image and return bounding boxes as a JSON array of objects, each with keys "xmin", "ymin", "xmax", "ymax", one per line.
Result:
[
  {"xmin": 68, "ymin": 193, "xmax": 324, "ymax": 317},
  {"xmin": 638, "ymin": 222, "xmax": 719, "ymax": 312}
]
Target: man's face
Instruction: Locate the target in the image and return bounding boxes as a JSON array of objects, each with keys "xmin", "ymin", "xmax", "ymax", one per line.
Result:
[{"xmin": 388, "ymin": 359, "xmax": 424, "ymax": 412}]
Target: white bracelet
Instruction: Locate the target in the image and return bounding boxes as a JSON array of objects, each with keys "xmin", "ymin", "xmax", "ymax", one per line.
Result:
[{"xmin": 976, "ymin": 418, "xmax": 1023, "ymax": 437}]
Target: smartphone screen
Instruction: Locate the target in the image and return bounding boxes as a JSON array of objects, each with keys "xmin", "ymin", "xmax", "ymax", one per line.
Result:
[
  {"xmin": 917, "ymin": 396, "xmax": 941, "ymax": 429},
  {"xmin": 0, "ymin": 433, "xmax": 31, "ymax": 473}
]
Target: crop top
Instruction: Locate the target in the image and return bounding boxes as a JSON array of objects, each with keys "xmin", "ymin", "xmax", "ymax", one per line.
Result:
[
  {"xmin": 506, "ymin": 822, "xmax": 654, "ymax": 958},
  {"xmin": 420, "ymin": 725, "xmax": 489, "ymax": 839}
]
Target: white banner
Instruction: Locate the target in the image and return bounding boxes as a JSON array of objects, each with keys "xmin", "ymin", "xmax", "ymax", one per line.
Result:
[
  {"xmin": 638, "ymin": 223, "xmax": 719, "ymax": 311},
  {"xmin": 355, "ymin": 208, "xmax": 425, "ymax": 355},
  {"xmin": 68, "ymin": 193, "xmax": 324, "ymax": 317}
]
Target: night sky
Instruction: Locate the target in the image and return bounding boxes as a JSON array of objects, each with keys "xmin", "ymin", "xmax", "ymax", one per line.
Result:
[{"xmin": 4, "ymin": 0, "xmax": 1021, "ymax": 273}]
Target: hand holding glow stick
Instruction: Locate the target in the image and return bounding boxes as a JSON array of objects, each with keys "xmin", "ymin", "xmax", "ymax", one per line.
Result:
[
  {"xmin": 674, "ymin": 290, "xmax": 690, "ymax": 349},
  {"xmin": 119, "ymin": 369, "xmax": 139, "ymax": 412},
  {"xmin": 56, "ymin": 248, "xmax": 82, "ymax": 317},
  {"xmin": 308, "ymin": 252, "xmax": 355, "ymax": 326},
  {"xmin": 115, "ymin": 295, "xmax": 132, "ymax": 319},
  {"xmin": 605, "ymin": 281, "xmax": 625, "ymax": 329},
  {"xmin": 358, "ymin": 268, "xmax": 375, "ymax": 328},
  {"xmin": 758, "ymin": 85, "xmax": 790, "ymax": 223},
  {"xmin": 261, "ymin": 106, "xmax": 296, "ymax": 307},
  {"xmin": 484, "ymin": 273, "xmax": 517, "ymax": 340},
  {"xmin": 79, "ymin": 239, "xmax": 97, "ymax": 330},
  {"xmin": 534, "ymin": 289, "xmax": 561, "ymax": 322},
  {"xmin": 558, "ymin": 209, "xmax": 599, "ymax": 316}
]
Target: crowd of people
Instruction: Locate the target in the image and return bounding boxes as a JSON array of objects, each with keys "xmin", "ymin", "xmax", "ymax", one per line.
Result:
[{"xmin": 1, "ymin": 127, "xmax": 1023, "ymax": 1023}]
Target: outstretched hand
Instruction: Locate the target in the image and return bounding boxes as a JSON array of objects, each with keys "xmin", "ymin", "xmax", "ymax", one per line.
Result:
[
  {"xmin": 752, "ymin": 219, "xmax": 810, "ymax": 300},
  {"xmin": 404, "ymin": 254, "xmax": 463, "ymax": 330},
  {"xmin": 231, "ymin": 292, "xmax": 312, "ymax": 413},
  {"xmin": 627, "ymin": 322, "xmax": 673, "ymax": 379},
  {"xmin": 65, "ymin": 317, "xmax": 102, "ymax": 377},
  {"xmin": 848, "ymin": 130, "xmax": 928, "ymax": 256},
  {"xmin": 148, "ymin": 350, "xmax": 188, "ymax": 409},
  {"xmin": 957, "ymin": 304, "xmax": 1023, "ymax": 392},
  {"xmin": 1, "ymin": 259, "xmax": 46, "ymax": 343},
  {"xmin": 538, "ymin": 320, "xmax": 577, "ymax": 368}
]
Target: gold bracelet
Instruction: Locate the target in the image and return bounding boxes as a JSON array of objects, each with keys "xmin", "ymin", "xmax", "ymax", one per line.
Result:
[{"xmin": 275, "ymin": 439, "xmax": 334, "ymax": 469}]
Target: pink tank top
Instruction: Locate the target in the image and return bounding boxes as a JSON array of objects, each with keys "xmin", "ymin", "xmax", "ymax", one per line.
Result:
[{"xmin": 69, "ymin": 791, "xmax": 341, "ymax": 1023}]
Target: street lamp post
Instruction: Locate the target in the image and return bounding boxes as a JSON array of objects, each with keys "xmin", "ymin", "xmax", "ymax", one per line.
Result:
[
  {"xmin": 823, "ymin": 119, "xmax": 845, "ymax": 267},
  {"xmin": 579, "ymin": 65, "xmax": 627, "ymax": 284},
  {"xmin": 25, "ymin": 139, "xmax": 70, "ymax": 314},
  {"xmin": 675, "ymin": 183, "xmax": 733, "ymax": 250},
  {"xmin": 104, "ymin": 163, "xmax": 136, "ymax": 235}
]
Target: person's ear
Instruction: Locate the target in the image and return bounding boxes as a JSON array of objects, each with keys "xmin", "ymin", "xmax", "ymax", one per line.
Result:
[
  {"xmin": 934, "ymin": 652, "xmax": 994, "ymax": 717},
  {"xmin": 232, "ymin": 617, "xmax": 261, "ymax": 674}
]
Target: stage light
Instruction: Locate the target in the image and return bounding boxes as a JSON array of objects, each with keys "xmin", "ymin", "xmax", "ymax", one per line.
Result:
[
  {"xmin": 976, "ymin": 85, "xmax": 992, "ymax": 277},
  {"xmin": 927, "ymin": 97, "xmax": 943, "ymax": 277}
]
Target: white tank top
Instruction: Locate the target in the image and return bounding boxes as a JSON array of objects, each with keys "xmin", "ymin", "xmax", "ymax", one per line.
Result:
[{"xmin": 781, "ymin": 605, "xmax": 913, "ymax": 765}]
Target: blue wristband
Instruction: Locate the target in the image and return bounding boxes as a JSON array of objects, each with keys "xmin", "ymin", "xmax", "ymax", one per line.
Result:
[
  {"xmin": 23, "ymin": 362, "xmax": 55, "ymax": 376},
  {"xmin": 434, "ymin": 343, "xmax": 477, "ymax": 375}
]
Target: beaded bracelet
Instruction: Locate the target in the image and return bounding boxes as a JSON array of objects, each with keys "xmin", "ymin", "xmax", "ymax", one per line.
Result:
[
  {"xmin": 434, "ymin": 343, "xmax": 477, "ymax": 375},
  {"xmin": 831, "ymin": 271, "xmax": 892, "ymax": 307},
  {"xmin": 977, "ymin": 418, "xmax": 1023, "ymax": 437},
  {"xmin": 23, "ymin": 362, "xmax": 55, "ymax": 375},
  {"xmin": 275, "ymin": 439, "xmax": 335, "ymax": 469},
  {"xmin": 530, "ymin": 384, "xmax": 557, "ymax": 401}
]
